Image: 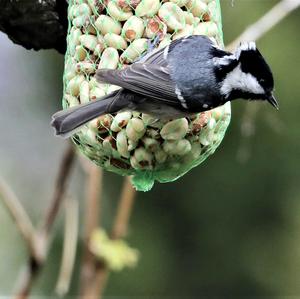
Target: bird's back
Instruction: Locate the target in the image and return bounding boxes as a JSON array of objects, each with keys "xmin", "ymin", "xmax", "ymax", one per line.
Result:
[{"xmin": 168, "ymin": 36, "xmax": 223, "ymax": 111}]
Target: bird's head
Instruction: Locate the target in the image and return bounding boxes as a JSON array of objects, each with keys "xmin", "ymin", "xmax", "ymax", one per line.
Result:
[{"xmin": 220, "ymin": 42, "xmax": 278, "ymax": 109}]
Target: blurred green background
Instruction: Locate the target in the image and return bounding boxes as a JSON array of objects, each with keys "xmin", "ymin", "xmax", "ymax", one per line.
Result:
[{"xmin": 1, "ymin": 0, "xmax": 300, "ymax": 297}]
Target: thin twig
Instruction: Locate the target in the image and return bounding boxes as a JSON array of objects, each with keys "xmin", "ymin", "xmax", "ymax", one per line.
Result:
[
  {"xmin": 15, "ymin": 143, "xmax": 76, "ymax": 299},
  {"xmin": 0, "ymin": 177, "xmax": 37, "ymax": 259},
  {"xmin": 225, "ymin": 0, "xmax": 300, "ymax": 162},
  {"xmin": 91, "ymin": 176, "xmax": 137, "ymax": 299},
  {"xmin": 227, "ymin": 0, "xmax": 300, "ymax": 51},
  {"xmin": 41, "ymin": 143, "xmax": 76, "ymax": 235},
  {"xmin": 80, "ymin": 165, "xmax": 103, "ymax": 296},
  {"xmin": 56, "ymin": 197, "xmax": 79, "ymax": 296},
  {"xmin": 111, "ymin": 176, "xmax": 137, "ymax": 240}
]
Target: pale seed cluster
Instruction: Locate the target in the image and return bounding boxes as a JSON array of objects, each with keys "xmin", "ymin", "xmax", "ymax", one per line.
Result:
[{"xmin": 63, "ymin": 0, "xmax": 231, "ymax": 188}]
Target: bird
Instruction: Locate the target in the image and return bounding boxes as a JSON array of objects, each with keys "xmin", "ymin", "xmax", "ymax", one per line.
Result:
[{"xmin": 51, "ymin": 35, "xmax": 278, "ymax": 138}]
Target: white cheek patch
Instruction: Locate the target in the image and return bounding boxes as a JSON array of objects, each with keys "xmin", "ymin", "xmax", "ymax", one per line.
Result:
[{"xmin": 220, "ymin": 64, "xmax": 264, "ymax": 97}]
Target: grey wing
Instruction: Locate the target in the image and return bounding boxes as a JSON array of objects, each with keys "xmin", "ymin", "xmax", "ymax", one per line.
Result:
[
  {"xmin": 96, "ymin": 39, "xmax": 190, "ymax": 108},
  {"xmin": 96, "ymin": 63, "xmax": 179, "ymax": 105}
]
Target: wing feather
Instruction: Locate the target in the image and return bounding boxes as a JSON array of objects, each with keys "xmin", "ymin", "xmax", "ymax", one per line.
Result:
[{"xmin": 96, "ymin": 36, "xmax": 201, "ymax": 108}]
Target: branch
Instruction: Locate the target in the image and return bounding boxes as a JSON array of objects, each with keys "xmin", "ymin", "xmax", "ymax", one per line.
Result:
[
  {"xmin": 56, "ymin": 197, "xmax": 79, "ymax": 296},
  {"xmin": 89, "ymin": 176, "xmax": 137, "ymax": 299},
  {"xmin": 41, "ymin": 142, "xmax": 76, "ymax": 235},
  {"xmin": 227, "ymin": 0, "xmax": 300, "ymax": 51},
  {"xmin": 15, "ymin": 143, "xmax": 76, "ymax": 299},
  {"xmin": 80, "ymin": 164, "xmax": 103, "ymax": 295},
  {"xmin": 225, "ymin": 0, "xmax": 300, "ymax": 162},
  {"xmin": 111, "ymin": 177, "xmax": 137, "ymax": 240},
  {"xmin": 0, "ymin": 177, "xmax": 37, "ymax": 260}
]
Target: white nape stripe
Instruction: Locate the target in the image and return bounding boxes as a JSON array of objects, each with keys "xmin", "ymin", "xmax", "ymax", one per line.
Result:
[
  {"xmin": 220, "ymin": 64, "xmax": 264, "ymax": 97},
  {"xmin": 175, "ymin": 85, "xmax": 188, "ymax": 109},
  {"xmin": 235, "ymin": 41, "xmax": 256, "ymax": 59},
  {"xmin": 213, "ymin": 54, "xmax": 236, "ymax": 66}
]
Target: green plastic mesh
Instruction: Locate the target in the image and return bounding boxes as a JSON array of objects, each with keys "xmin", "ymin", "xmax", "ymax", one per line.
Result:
[{"xmin": 63, "ymin": 0, "xmax": 231, "ymax": 191}]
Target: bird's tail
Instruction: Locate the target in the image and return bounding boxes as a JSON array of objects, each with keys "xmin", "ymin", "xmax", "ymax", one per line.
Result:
[{"xmin": 51, "ymin": 89, "xmax": 128, "ymax": 138}]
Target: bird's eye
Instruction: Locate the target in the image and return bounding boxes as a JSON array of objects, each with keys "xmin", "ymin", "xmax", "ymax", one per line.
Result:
[{"xmin": 259, "ymin": 79, "xmax": 265, "ymax": 84}]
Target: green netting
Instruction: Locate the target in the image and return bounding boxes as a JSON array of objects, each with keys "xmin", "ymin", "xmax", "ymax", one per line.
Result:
[{"xmin": 63, "ymin": 0, "xmax": 231, "ymax": 191}]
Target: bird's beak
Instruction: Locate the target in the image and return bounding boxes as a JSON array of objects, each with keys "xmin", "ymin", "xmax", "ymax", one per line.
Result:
[{"xmin": 267, "ymin": 93, "xmax": 279, "ymax": 110}]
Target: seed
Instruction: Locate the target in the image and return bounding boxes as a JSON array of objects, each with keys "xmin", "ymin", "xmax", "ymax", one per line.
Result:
[
  {"xmin": 122, "ymin": 16, "xmax": 145, "ymax": 41},
  {"xmin": 158, "ymin": 34, "xmax": 172, "ymax": 49},
  {"xmin": 97, "ymin": 115, "xmax": 113, "ymax": 132},
  {"xmin": 74, "ymin": 45, "xmax": 87, "ymax": 61},
  {"xmin": 106, "ymin": 1, "xmax": 133, "ymax": 21},
  {"xmin": 76, "ymin": 61, "xmax": 96, "ymax": 74},
  {"xmin": 120, "ymin": 38, "xmax": 148, "ymax": 63},
  {"xmin": 158, "ymin": 2, "xmax": 185, "ymax": 32},
  {"xmin": 103, "ymin": 135, "xmax": 117, "ymax": 153},
  {"xmin": 70, "ymin": 28, "xmax": 82, "ymax": 44},
  {"xmin": 154, "ymin": 149, "xmax": 167, "ymax": 164},
  {"xmin": 118, "ymin": 0, "xmax": 141, "ymax": 11},
  {"xmin": 169, "ymin": 0, "xmax": 189, "ymax": 7},
  {"xmin": 133, "ymin": 147, "xmax": 153, "ymax": 169},
  {"xmin": 199, "ymin": 128, "xmax": 214, "ymax": 146},
  {"xmin": 183, "ymin": 142, "xmax": 202, "ymax": 162},
  {"xmin": 211, "ymin": 106, "xmax": 224, "ymax": 121},
  {"xmin": 128, "ymin": 139, "xmax": 138, "ymax": 151},
  {"xmin": 193, "ymin": 21, "xmax": 218, "ymax": 37},
  {"xmin": 65, "ymin": 94, "xmax": 80, "ymax": 108},
  {"xmin": 88, "ymin": 115, "xmax": 111, "ymax": 133},
  {"xmin": 80, "ymin": 80, "xmax": 90, "ymax": 104},
  {"xmin": 144, "ymin": 16, "xmax": 167, "ymax": 39},
  {"xmin": 93, "ymin": 43, "xmax": 105, "ymax": 57},
  {"xmin": 172, "ymin": 24, "xmax": 193, "ymax": 40},
  {"xmin": 98, "ymin": 47, "xmax": 119, "ymax": 69},
  {"xmin": 72, "ymin": 15, "xmax": 90, "ymax": 28},
  {"xmin": 141, "ymin": 113, "xmax": 158, "ymax": 126},
  {"xmin": 111, "ymin": 111, "xmax": 132, "ymax": 132},
  {"xmin": 67, "ymin": 75, "xmax": 85, "ymax": 96},
  {"xmin": 160, "ymin": 118, "xmax": 188, "ymax": 140},
  {"xmin": 183, "ymin": 11, "xmax": 196, "ymax": 25},
  {"xmin": 130, "ymin": 156, "xmax": 140, "ymax": 169},
  {"xmin": 186, "ymin": 0, "xmax": 208, "ymax": 18},
  {"xmin": 190, "ymin": 112, "xmax": 210, "ymax": 134},
  {"xmin": 65, "ymin": 59, "xmax": 77, "ymax": 80},
  {"xmin": 146, "ymin": 128, "xmax": 161, "ymax": 140},
  {"xmin": 116, "ymin": 130, "xmax": 130, "ymax": 158},
  {"xmin": 79, "ymin": 34, "xmax": 98, "ymax": 52},
  {"xmin": 82, "ymin": 128, "xmax": 99, "ymax": 146},
  {"xmin": 106, "ymin": 84, "xmax": 121, "ymax": 94},
  {"xmin": 95, "ymin": 15, "xmax": 122, "ymax": 35},
  {"xmin": 90, "ymin": 87, "xmax": 106, "ymax": 100},
  {"xmin": 207, "ymin": 1, "xmax": 218, "ymax": 22},
  {"xmin": 126, "ymin": 118, "xmax": 146, "ymax": 142},
  {"xmin": 142, "ymin": 137, "xmax": 160, "ymax": 152},
  {"xmin": 163, "ymin": 139, "xmax": 192, "ymax": 156},
  {"xmin": 207, "ymin": 117, "xmax": 216, "ymax": 130},
  {"xmin": 73, "ymin": 3, "xmax": 92, "ymax": 17},
  {"xmin": 87, "ymin": 0, "xmax": 105, "ymax": 15},
  {"xmin": 135, "ymin": 0, "xmax": 161, "ymax": 17},
  {"xmin": 104, "ymin": 33, "xmax": 128, "ymax": 50}
]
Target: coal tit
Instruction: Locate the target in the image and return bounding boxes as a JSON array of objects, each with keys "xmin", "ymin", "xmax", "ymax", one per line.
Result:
[{"xmin": 52, "ymin": 35, "xmax": 278, "ymax": 137}]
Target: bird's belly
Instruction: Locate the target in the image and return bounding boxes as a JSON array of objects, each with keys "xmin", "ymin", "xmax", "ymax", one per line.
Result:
[{"xmin": 134, "ymin": 101, "xmax": 190, "ymax": 119}]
